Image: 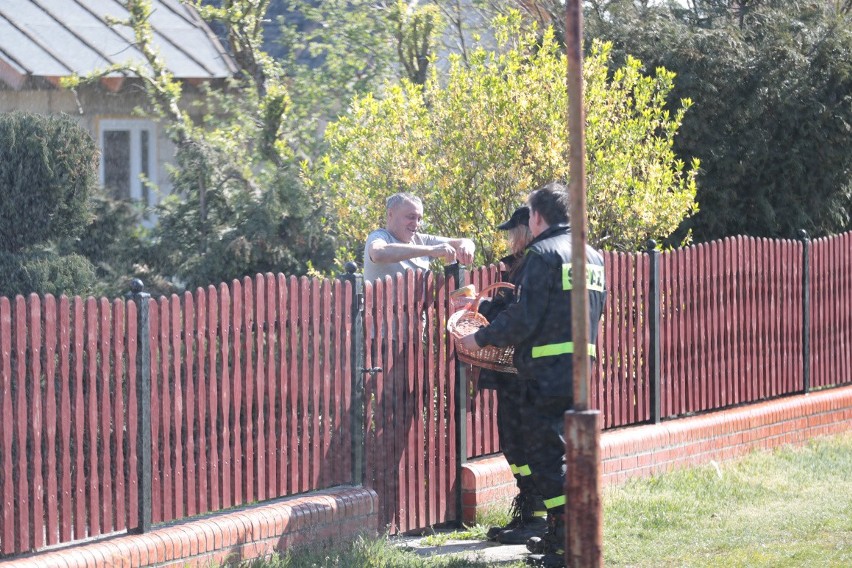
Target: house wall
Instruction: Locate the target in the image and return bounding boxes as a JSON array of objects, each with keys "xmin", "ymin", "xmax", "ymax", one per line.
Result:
[{"xmin": 0, "ymin": 83, "xmax": 179, "ymax": 205}]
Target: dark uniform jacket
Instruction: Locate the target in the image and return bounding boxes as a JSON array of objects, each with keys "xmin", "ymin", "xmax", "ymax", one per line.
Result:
[
  {"xmin": 473, "ymin": 223, "xmax": 606, "ymax": 398},
  {"xmin": 476, "ymin": 253, "xmax": 525, "ymax": 390}
]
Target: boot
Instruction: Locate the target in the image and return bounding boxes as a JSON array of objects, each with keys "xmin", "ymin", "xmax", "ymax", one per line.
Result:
[
  {"xmin": 525, "ymin": 512, "xmax": 561, "ymax": 554},
  {"xmin": 525, "ymin": 512, "xmax": 565, "ymax": 566},
  {"xmin": 486, "ymin": 493, "xmax": 527, "ymax": 540},
  {"xmin": 496, "ymin": 492, "xmax": 546, "ymax": 544}
]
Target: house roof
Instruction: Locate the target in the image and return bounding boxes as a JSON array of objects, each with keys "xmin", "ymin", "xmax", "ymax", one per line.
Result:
[{"xmin": 0, "ymin": 0, "xmax": 237, "ymax": 90}]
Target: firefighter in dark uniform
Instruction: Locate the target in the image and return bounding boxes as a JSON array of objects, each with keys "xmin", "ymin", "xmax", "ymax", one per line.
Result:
[
  {"xmin": 459, "ymin": 183, "xmax": 606, "ymax": 568},
  {"xmin": 477, "ymin": 206, "xmax": 547, "ymax": 545}
]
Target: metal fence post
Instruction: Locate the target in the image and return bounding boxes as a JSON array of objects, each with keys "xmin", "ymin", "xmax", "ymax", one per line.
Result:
[
  {"xmin": 127, "ymin": 279, "xmax": 152, "ymax": 533},
  {"xmin": 799, "ymin": 230, "xmax": 810, "ymax": 394},
  {"xmin": 646, "ymin": 240, "xmax": 661, "ymax": 424},
  {"xmin": 444, "ymin": 262, "xmax": 467, "ymax": 523},
  {"xmin": 341, "ymin": 263, "xmax": 366, "ymax": 486}
]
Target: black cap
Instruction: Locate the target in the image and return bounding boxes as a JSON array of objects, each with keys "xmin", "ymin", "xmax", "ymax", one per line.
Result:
[{"xmin": 497, "ymin": 206, "xmax": 530, "ymax": 230}]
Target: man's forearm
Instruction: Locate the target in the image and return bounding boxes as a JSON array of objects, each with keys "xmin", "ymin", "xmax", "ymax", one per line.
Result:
[
  {"xmin": 369, "ymin": 242, "xmax": 434, "ymax": 263},
  {"xmin": 446, "ymin": 237, "xmax": 473, "ymax": 249}
]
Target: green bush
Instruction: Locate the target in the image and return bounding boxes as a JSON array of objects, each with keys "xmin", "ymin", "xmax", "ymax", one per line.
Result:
[
  {"xmin": 65, "ymin": 189, "xmax": 147, "ymax": 297},
  {"xmin": 0, "ymin": 249, "xmax": 97, "ymax": 298},
  {"xmin": 0, "ymin": 112, "xmax": 96, "ymax": 252}
]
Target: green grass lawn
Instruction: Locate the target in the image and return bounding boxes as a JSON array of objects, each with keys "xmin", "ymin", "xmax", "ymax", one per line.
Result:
[
  {"xmin": 604, "ymin": 431, "xmax": 852, "ymax": 567},
  {"xmin": 241, "ymin": 431, "xmax": 852, "ymax": 567}
]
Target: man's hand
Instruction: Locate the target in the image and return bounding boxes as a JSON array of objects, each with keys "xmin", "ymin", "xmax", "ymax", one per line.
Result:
[
  {"xmin": 454, "ymin": 239, "xmax": 475, "ymax": 265},
  {"xmin": 458, "ymin": 333, "xmax": 480, "ymax": 352},
  {"xmin": 429, "ymin": 243, "xmax": 458, "ymax": 262}
]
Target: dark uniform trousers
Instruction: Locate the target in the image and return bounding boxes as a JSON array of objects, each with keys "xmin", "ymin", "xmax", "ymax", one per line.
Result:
[{"xmin": 518, "ymin": 385, "xmax": 572, "ymax": 507}]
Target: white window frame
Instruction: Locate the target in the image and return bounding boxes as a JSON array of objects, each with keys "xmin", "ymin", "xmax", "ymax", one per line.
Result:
[{"xmin": 97, "ymin": 118, "xmax": 156, "ymax": 206}]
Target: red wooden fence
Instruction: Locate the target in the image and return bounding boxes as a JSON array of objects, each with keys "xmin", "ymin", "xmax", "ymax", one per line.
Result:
[
  {"xmin": 811, "ymin": 232, "xmax": 852, "ymax": 390},
  {"xmin": 593, "ymin": 250, "xmax": 652, "ymax": 428},
  {"xmin": 0, "ymin": 296, "xmax": 134, "ymax": 552},
  {"xmin": 145, "ymin": 275, "xmax": 354, "ymax": 524},
  {"xmin": 0, "ymin": 275, "xmax": 354, "ymax": 554},
  {"xmin": 362, "ymin": 270, "xmax": 459, "ymax": 533},
  {"xmin": 1, "ymin": 232, "xmax": 851, "ymax": 556},
  {"xmin": 658, "ymin": 237, "xmax": 804, "ymax": 418}
]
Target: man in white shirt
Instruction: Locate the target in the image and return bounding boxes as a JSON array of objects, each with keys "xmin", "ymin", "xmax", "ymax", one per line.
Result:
[{"xmin": 363, "ymin": 193, "xmax": 475, "ymax": 281}]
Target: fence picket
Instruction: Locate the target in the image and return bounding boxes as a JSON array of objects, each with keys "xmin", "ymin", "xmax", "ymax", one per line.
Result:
[
  {"xmin": 0, "ymin": 298, "xmax": 10, "ymax": 553},
  {"xmin": 830, "ymin": 236, "xmax": 841, "ymax": 389},
  {"xmin": 387, "ymin": 274, "xmax": 401, "ymax": 531},
  {"xmin": 254, "ymin": 275, "xmax": 267, "ymax": 501},
  {"xmin": 243, "ymin": 277, "xmax": 255, "ymax": 502},
  {"xmin": 72, "ymin": 297, "xmax": 85, "ymax": 539},
  {"xmin": 112, "ymin": 299, "xmax": 126, "ymax": 531},
  {"xmin": 126, "ymin": 300, "xmax": 139, "ymax": 531},
  {"xmin": 13, "ymin": 297, "xmax": 28, "ymax": 550},
  {"xmin": 722, "ymin": 239, "xmax": 733, "ymax": 407},
  {"xmin": 275, "ymin": 276, "xmax": 288, "ymax": 494},
  {"xmin": 287, "ymin": 276, "xmax": 299, "ymax": 494},
  {"xmin": 320, "ymin": 279, "xmax": 332, "ymax": 488},
  {"xmin": 196, "ymin": 287, "xmax": 209, "ymax": 515},
  {"xmin": 44, "ymin": 296, "xmax": 58, "ymax": 545},
  {"xmin": 423, "ymin": 273, "xmax": 437, "ymax": 526},
  {"xmin": 218, "ymin": 283, "xmax": 232, "ymax": 508},
  {"xmin": 843, "ymin": 234, "xmax": 852, "ymax": 386},
  {"xmin": 310, "ymin": 277, "xmax": 321, "ymax": 490},
  {"xmin": 436, "ymin": 276, "xmax": 449, "ymax": 523},
  {"xmin": 83, "ymin": 298, "xmax": 100, "ymax": 536},
  {"xmin": 58, "ymin": 297, "xmax": 72, "ymax": 542},
  {"xmin": 298, "ymin": 277, "xmax": 310, "ymax": 494},
  {"xmin": 699, "ymin": 245, "xmax": 710, "ymax": 411},
  {"xmin": 230, "ymin": 280, "xmax": 244, "ymax": 505},
  {"xmin": 170, "ymin": 294, "xmax": 185, "ymax": 520},
  {"xmin": 208, "ymin": 285, "xmax": 221, "ymax": 511},
  {"xmin": 366, "ymin": 279, "xmax": 379, "ymax": 520},
  {"xmin": 97, "ymin": 298, "xmax": 112, "ymax": 533},
  {"xmin": 332, "ymin": 278, "xmax": 346, "ymax": 485},
  {"xmin": 171, "ymin": 292, "xmax": 191, "ymax": 518},
  {"xmin": 599, "ymin": 253, "xmax": 612, "ymax": 423},
  {"xmin": 265, "ymin": 275, "xmax": 277, "ymax": 497},
  {"xmin": 26, "ymin": 296, "xmax": 44, "ymax": 548}
]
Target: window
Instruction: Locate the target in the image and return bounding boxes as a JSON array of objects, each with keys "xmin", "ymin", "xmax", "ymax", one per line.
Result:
[{"xmin": 98, "ymin": 119, "xmax": 155, "ymax": 206}]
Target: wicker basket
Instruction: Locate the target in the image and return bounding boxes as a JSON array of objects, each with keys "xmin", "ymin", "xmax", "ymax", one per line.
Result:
[{"xmin": 447, "ymin": 282, "xmax": 517, "ymax": 374}]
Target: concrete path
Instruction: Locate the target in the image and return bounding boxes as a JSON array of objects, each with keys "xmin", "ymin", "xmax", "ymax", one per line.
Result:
[{"xmin": 394, "ymin": 532, "xmax": 530, "ymax": 566}]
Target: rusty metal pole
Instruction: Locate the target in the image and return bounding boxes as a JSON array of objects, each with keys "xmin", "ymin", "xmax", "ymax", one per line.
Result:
[{"xmin": 564, "ymin": 1, "xmax": 603, "ymax": 566}]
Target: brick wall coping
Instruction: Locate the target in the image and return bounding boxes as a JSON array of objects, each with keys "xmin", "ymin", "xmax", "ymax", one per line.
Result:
[{"xmin": 1, "ymin": 486, "xmax": 378, "ymax": 568}]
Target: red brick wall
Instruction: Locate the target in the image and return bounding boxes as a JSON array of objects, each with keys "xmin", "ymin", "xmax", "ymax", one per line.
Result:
[
  {"xmin": 1, "ymin": 487, "xmax": 378, "ymax": 568},
  {"xmin": 461, "ymin": 386, "xmax": 852, "ymax": 523}
]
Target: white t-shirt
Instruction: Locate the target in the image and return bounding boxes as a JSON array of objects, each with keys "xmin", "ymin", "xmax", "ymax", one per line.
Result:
[{"xmin": 362, "ymin": 228, "xmax": 447, "ymax": 282}]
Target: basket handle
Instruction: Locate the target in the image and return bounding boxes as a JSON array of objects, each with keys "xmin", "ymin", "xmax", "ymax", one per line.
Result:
[{"xmin": 465, "ymin": 282, "xmax": 515, "ymax": 312}]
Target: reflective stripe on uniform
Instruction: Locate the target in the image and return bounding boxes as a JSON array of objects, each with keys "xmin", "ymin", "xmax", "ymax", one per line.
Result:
[
  {"xmin": 510, "ymin": 464, "xmax": 520, "ymax": 475},
  {"xmin": 531, "ymin": 342, "xmax": 597, "ymax": 358},
  {"xmin": 562, "ymin": 263, "xmax": 605, "ymax": 292},
  {"xmin": 544, "ymin": 494, "xmax": 566, "ymax": 509},
  {"xmin": 517, "ymin": 464, "xmax": 532, "ymax": 476}
]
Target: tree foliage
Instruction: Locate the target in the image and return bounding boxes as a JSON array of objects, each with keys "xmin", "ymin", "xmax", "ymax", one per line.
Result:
[
  {"xmin": 0, "ymin": 112, "xmax": 95, "ymax": 253},
  {"xmin": 585, "ymin": 0, "xmax": 852, "ymax": 240},
  {"xmin": 275, "ymin": 0, "xmax": 398, "ymax": 162},
  {"xmin": 64, "ymin": 0, "xmax": 339, "ymax": 293},
  {"xmin": 0, "ymin": 250, "xmax": 97, "ymax": 298},
  {"xmin": 321, "ymin": 13, "xmax": 698, "ymax": 264},
  {"xmin": 0, "ymin": 112, "xmax": 101, "ymax": 297}
]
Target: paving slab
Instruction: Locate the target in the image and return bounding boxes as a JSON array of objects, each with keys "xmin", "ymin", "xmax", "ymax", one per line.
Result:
[{"xmin": 394, "ymin": 533, "xmax": 530, "ymax": 566}]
